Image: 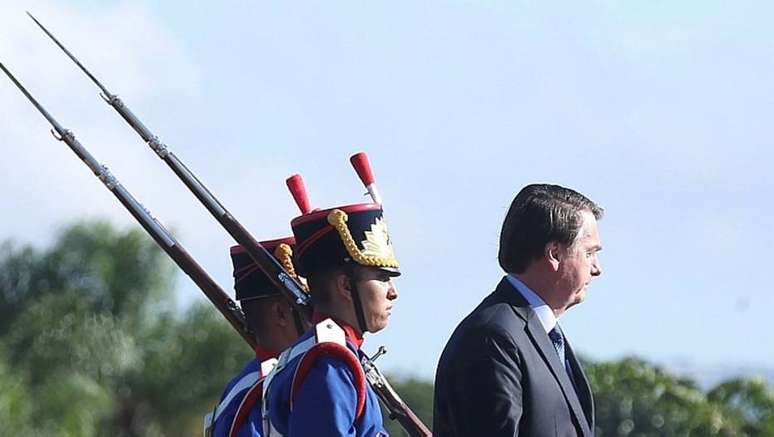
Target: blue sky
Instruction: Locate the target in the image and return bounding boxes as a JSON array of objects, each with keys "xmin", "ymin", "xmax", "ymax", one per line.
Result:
[{"xmin": 1, "ymin": 1, "xmax": 772, "ymax": 379}]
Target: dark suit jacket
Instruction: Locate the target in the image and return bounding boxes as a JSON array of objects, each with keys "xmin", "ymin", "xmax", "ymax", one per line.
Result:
[{"xmin": 433, "ymin": 277, "xmax": 594, "ymax": 437}]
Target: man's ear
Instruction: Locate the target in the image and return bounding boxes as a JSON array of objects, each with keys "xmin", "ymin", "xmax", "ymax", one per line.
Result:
[
  {"xmin": 273, "ymin": 300, "xmax": 290, "ymax": 327},
  {"xmin": 545, "ymin": 242, "xmax": 562, "ymax": 271},
  {"xmin": 334, "ymin": 272, "xmax": 353, "ymax": 303}
]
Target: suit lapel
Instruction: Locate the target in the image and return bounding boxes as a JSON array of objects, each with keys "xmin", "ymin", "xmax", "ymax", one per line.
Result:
[
  {"xmin": 565, "ymin": 340, "xmax": 594, "ymax": 431},
  {"xmin": 497, "ymin": 278, "xmax": 592, "ymax": 437}
]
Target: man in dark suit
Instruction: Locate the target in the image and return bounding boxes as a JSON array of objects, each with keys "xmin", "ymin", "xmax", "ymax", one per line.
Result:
[{"xmin": 433, "ymin": 183, "xmax": 604, "ymax": 437}]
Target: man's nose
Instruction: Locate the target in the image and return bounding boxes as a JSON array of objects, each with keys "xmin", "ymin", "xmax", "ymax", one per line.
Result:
[
  {"xmin": 388, "ymin": 280, "xmax": 399, "ymax": 300},
  {"xmin": 591, "ymin": 258, "xmax": 602, "ymax": 277}
]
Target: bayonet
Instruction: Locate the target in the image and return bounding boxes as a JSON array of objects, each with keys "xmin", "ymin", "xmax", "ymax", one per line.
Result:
[{"xmin": 26, "ymin": 11, "xmax": 112, "ymax": 99}]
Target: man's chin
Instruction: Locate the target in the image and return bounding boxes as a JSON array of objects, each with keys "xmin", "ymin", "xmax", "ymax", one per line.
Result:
[
  {"xmin": 567, "ymin": 292, "xmax": 586, "ymax": 310},
  {"xmin": 368, "ymin": 320, "xmax": 388, "ymax": 334}
]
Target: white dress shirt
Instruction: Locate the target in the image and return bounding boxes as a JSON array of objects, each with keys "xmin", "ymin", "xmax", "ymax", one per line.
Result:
[{"xmin": 506, "ymin": 274, "xmax": 558, "ymax": 334}]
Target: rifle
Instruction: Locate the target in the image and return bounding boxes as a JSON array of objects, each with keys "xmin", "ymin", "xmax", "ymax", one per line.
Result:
[
  {"xmin": 0, "ymin": 61, "xmax": 256, "ymax": 350},
  {"xmin": 27, "ymin": 13, "xmax": 432, "ymax": 436}
]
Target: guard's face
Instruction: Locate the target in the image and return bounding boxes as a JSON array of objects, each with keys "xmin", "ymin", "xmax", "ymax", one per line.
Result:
[
  {"xmin": 555, "ymin": 210, "xmax": 603, "ymax": 311},
  {"xmin": 354, "ymin": 267, "xmax": 399, "ymax": 334}
]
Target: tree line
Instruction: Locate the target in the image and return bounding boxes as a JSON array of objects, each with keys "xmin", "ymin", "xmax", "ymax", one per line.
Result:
[{"xmin": 1, "ymin": 221, "xmax": 771, "ymax": 436}]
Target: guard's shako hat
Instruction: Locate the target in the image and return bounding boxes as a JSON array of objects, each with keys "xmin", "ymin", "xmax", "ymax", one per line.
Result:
[
  {"xmin": 230, "ymin": 237, "xmax": 305, "ymax": 300},
  {"xmin": 286, "ymin": 171, "xmax": 400, "ymax": 279}
]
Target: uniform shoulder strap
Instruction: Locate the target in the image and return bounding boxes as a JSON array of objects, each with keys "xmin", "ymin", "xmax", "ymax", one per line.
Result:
[{"xmin": 289, "ymin": 319, "xmax": 367, "ymax": 422}]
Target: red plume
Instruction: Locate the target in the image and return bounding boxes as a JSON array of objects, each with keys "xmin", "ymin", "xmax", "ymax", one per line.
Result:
[
  {"xmin": 350, "ymin": 152, "xmax": 376, "ymax": 187},
  {"xmin": 286, "ymin": 174, "xmax": 312, "ymax": 214}
]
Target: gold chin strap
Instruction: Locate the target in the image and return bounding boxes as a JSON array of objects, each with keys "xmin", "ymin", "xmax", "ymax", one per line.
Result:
[
  {"xmin": 274, "ymin": 243, "xmax": 309, "ymax": 293},
  {"xmin": 326, "ymin": 209, "xmax": 399, "ymax": 269}
]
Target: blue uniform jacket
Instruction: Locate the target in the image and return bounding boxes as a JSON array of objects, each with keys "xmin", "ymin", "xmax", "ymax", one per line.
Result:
[
  {"xmin": 210, "ymin": 359, "xmax": 261, "ymax": 437},
  {"xmin": 227, "ymin": 389, "xmax": 264, "ymax": 437},
  {"xmin": 265, "ymin": 320, "xmax": 388, "ymax": 437},
  {"xmin": 211, "ymin": 346, "xmax": 277, "ymax": 437}
]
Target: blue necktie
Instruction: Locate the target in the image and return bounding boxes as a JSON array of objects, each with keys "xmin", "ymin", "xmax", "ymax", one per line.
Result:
[
  {"xmin": 549, "ymin": 325, "xmax": 577, "ymax": 389},
  {"xmin": 548, "ymin": 326, "xmax": 565, "ymax": 362}
]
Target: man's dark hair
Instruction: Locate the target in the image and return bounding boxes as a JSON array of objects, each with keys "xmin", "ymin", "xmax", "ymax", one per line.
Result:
[
  {"xmin": 498, "ymin": 183, "xmax": 603, "ymax": 274},
  {"xmin": 305, "ymin": 264, "xmax": 376, "ymax": 308},
  {"xmin": 305, "ymin": 267, "xmax": 346, "ymax": 308}
]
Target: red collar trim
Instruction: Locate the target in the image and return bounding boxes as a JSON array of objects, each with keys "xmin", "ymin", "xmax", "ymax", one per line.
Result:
[
  {"xmin": 254, "ymin": 345, "xmax": 278, "ymax": 361},
  {"xmin": 312, "ymin": 311, "xmax": 364, "ymax": 348}
]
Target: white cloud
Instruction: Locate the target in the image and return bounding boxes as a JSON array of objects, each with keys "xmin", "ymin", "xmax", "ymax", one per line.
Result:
[{"xmin": 0, "ymin": 1, "xmax": 202, "ymax": 246}]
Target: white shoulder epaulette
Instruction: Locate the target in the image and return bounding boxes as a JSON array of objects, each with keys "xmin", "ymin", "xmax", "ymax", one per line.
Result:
[
  {"xmin": 314, "ymin": 318, "xmax": 346, "ymax": 346},
  {"xmin": 260, "ymin": 358, "xmax": 278, "ymax": 376}
]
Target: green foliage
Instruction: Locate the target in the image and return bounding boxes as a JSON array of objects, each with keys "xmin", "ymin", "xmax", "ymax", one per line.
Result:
[
  {"xmin": 119, "ymin": 306, "xmax": 252, "ymax": 436},
  {"xmin": 0, "ymin": 241, "xmax": 44, "ymax": 334},
  {"xmin": 0, "ymin": 349, "xmax": 36, "ymax": 436},
  {"xmin": 708, "ymin": 377, "xmax": 774, "ymax": 436},
  {"xmin": 0, "ymin": 221, "xmax": 249, "ymax": 436},
  {"xmin": 0, "ymin": 221, "xmax": 173, "ymax": 336},
  {"xmin": 587, "ymin": 357, "xmax": 745, "ymax": 436}
]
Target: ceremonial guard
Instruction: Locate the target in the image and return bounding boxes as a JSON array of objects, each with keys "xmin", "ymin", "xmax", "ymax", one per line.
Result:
[
  {"xmin": 205, "ymin": 238, "xmax": 307, "ymax": 437},
  {"xmin": 261, "ymin": 175, "xmax": 400, "ymax": 437}
]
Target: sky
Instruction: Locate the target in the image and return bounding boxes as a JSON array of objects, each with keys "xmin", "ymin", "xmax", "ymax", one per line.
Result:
[{"xmin": 1, "ymin": 1, "xmax": 772, "ymax": 380}]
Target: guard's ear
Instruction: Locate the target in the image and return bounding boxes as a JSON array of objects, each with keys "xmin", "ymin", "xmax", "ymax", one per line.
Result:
[
  {"xmin": 545, "ymin": 241, "xmax": 562, "ymax": 271},
  {"xmin": 334, "ymin": 272, "xmax": 353, "ymax": 303},
  {"xmin": 273, "ymin": 300, "xmax": 290, "ymax": 327}
]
